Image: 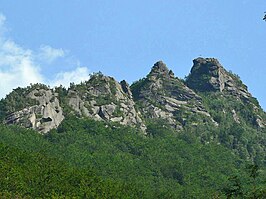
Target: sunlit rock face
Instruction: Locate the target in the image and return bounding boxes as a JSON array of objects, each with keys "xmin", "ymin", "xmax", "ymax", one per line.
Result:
[
  {"xmin": 131, "ymin": 61, "xmax": 217, "ymax": 130},
  {"xmin": 1, "ymin": 58, "xmax": 265, "ymax": 133},
  {"xmin": 5, "ymin": 88, "xmax": 64, "ymax": 134},
  {"xmin": 67, "ymin": 73, "xmax": 146, "ymax": 131}
]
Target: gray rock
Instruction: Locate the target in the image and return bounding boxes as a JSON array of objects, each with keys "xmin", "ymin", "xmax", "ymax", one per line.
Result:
[
  {"xmin": 67, "ymin": 74, "xmax": 146, "ymax": 131},
  {"xmin": 132, "ymin": 61, "xmax": 216, "ymax": 130},
  {"xmin": 188, "ymin": 57, "xmax": 252, "ymax": 98},
  {"xmin": 232, "ymin": 109, "xmax": 240, "ymax": 124},
  {"xmin": 186, "ymin": 57, "xmax": 265, "ymax": 128},
  {"xmin": 3, "ymin": 58, "xmax": 264, "ymax": 135},
  {"xmin": 5, "ymin": 89, "xmax": 64, "ymax": 133},
  {"xmin": 256, "ymin": 116, "xmax": 265, "ymax": 128}
]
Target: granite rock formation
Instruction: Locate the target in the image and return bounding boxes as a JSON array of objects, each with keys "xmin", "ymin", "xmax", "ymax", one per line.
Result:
[
  {"xmin": 131, "ymin": 61, "xmax": 217, "ymax": 130},
  {"xmin": 186, "ymin": 57, "xmax": 265, "ymax": 128},
  {"xmin": 5, "ymin": 88, "xmax": 64, "ymax": 133},
  {"xmin": 67, "ymin": 73, "xmax": 146, "ymax": 131},
  {"xmin": 1, "ymin": 58, "xmax": 265, "ymax": 133}
]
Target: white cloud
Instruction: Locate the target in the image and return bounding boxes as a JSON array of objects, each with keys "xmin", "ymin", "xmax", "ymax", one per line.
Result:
[
  {"xmin": 0, "ymin": 39, "xmax": 44, "ymax": 99},
  {"xmin": 38, "ymin": 45, "xmax": 66, "ymax": 63},
  {"xmin": 0, "ymin": 14, "xmax": 44, "ymax": 99},
  {"xmin": 50, "ymin": 67, "xmax": 90, "ymax": 87},
  {"xmin": 0, "ymin": 13, "xmax": 90, "ymax": 99}
]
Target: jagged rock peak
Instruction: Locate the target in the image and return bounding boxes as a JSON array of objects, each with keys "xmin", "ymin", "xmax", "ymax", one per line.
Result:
[
  {"xmin": 131, "ymin": 60, "xmax": 217, "ymax": 130},
  {"xmin": 187, "ymin": 57, "xmax": 251, "ymax": 96},
  {"xmin": 149, "ymin": 61, "xmax": 174, "ymax": 78},
  {"xmin": 186, "ymin": 57, "xmax": 265, "ymax": 127}
]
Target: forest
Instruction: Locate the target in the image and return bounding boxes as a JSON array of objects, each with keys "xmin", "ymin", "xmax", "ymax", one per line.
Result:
[{"xmin": 0, "ymin": 115, "xmax": 265, "ymax": 198}]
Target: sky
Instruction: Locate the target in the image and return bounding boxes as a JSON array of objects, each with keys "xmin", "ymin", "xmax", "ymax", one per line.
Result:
[{"xmin": 0, "ymin": 1, "xmax": 265, "ymax": 110}]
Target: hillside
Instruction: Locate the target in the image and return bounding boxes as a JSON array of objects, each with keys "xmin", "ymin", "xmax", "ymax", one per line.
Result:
[{"xmin": 0, "ymin": 57, "xmax": 265, "ymax": 198}]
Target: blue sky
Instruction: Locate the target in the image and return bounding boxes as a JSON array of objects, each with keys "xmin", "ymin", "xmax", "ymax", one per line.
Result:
[{"xmin": 0, "ymin": 1, "xmax": 265, "ymax": 110}]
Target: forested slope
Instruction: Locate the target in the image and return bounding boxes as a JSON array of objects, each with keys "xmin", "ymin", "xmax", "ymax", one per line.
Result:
[
  {"xmin": 0, "ymin": 117, "xmax": 265, "ymax": 198},
  {"xmin": 0, "ymin": 58, "xmax": 266, "ymax": 198}
]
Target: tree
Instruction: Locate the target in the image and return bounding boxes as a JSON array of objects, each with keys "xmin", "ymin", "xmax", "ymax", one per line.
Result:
[{"xmin": 223, "ymin": 175, "xmax": 243, "ymax": 199}]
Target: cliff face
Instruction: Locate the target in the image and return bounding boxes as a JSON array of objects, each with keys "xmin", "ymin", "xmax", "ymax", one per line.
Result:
[
  {"xmin": 186, "ymin": 58, "xmax": 251, "ymax": 98},
  {"xmin": 0, "ymin": 58, "xmax": 265, "ymax": 134},
  {"xmin": 186, "ymin": 58, "xmax": 265, "ymax": 128},
  {"xmin": 4, "ymin": 87, "xmax": 64, "ymax": 133},
  {"xmin": 131, "ymin": 61, "xmax": 217, "ymax": 130},
  {"xmin": 67, "ymin": 73, "xmax": 146, "ymax": 131}
]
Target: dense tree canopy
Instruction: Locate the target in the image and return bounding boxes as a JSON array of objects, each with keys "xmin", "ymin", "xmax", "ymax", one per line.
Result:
[{"xmin": 0, "ymin": 117, "xmax": 265, "ymax": 198}]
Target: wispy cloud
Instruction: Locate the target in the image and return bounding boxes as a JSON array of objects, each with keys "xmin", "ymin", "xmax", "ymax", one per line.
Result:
[
  {"xmin": 38, "ymin": 45, "xmax": 66, "ymax": 63},
  {"xmin": 0, "ymin": 39, "xmax": 44, "ymax": 99},
  {"xmin": 0, "ymin": 13, "xmax": 90, "ymax": 99},
  {"xmin": 50, "ymin": 67, "xmax": 90, "ymax": 87}
]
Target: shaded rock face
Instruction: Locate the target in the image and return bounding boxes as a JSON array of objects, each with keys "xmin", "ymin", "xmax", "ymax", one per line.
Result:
[
  {"xmin": 5, "ymin": 89, "xmax": 64, "ymax": 134},
  {"xmin": 186, "ymin": 57, "xmax": 265, "ymax": 128},
  {"xmin": 149, "ymin": 61, "xmax": 172, "ymax": 78},
  {"xmin": 68, "ymin": 73, "xmax": 146, "ymax": 131},
  {"xmin": 131, "ymin": 61, "xmax": 217, "ymax": 130},
  {"xmin": 187, "ymin": 58, "xmax": 251, "ymax": 99}
]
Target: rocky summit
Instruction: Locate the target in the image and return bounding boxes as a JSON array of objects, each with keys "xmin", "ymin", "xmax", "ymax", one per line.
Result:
[
  {"xmin": 131, "ymin": 61, "xmax": 217, "ymax": 130},
  {"xmin": 0, "ymin": 57, "xmax": 265, "ymax": 134},
  {"xmin": 186, "ymin": 58, "xmax": 251, "ymax": 98},
  {"xmin": 186, "ymin": 57, "xmax": 265, "ymax": 128}
]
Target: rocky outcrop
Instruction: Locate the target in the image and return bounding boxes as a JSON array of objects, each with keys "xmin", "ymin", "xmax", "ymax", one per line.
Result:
[
  {"xmin": 131, "ymin": 61, "xmax": 217, "ymax": 130},
  {"xmin": 186, "ymin": 58, "xmax": 251, "ymax": 99},
  {"xmin": 256, "ymin": 116, "xmax": 265, "ymax": 128},
  {"xmin": 186, "ymin": 57, "xmax": 265, "ymax": 128},
  {"xmin": 232, "ymin": 109, "xmax": 240, "ymax": 124},
  {"xmin": 68, "ymin": 73, "xmax": 146, "ymax": 131},
  {"xmin": 1, "ymin": 58, "xmax": 265, "ymax": 133},
  {"xmin": 5, "ymin": 88, "xmax": 64, "ymax": 133}
]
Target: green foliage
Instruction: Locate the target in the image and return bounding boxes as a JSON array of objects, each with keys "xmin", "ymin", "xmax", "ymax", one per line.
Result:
[
  {"xmin": 0, "ymin": 143, "xmax": 144, "ymax": 198},
  {"xmin": 0, "ymin": 117, "xmax": 265, "ymax": 198},
  {"xmin": 0, "ymin": 87, "xmax": 36, "ymax": 119},
  {"xmin": 223, "ymin": 175, "xmax": 244, "ymax": 198},
  {"xmin": 54, "ymin": 85, "xmax": 74, "ymax": 116},
  {"xmin": 228, "ymin": 70, "xmax": 247, "ymax": 90},
  {"xmin": 130, "ymin": 77, "xmax": 147, "ymax": 99},
  {"xmin": 69, "ymin": 73, "xmax": 118, "ymax": 107},
  {"xmin": 194, "ymin": 92, "xmax": 266, "ymax": 165},
  {"xmin": 222, "ymin": 164, "xmax": 266, "ymax": 198},
  {"xmin": 113, "ymin": 105, "xmax": 124, "ymax": 117},
  {"xmin": 0, "ymin": 83, "xmax": 50, "ymax": 120},
  {"xmin": 146, "ymin": 119, "xmax": 175, "ymax": 137}
]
